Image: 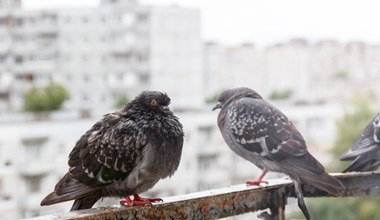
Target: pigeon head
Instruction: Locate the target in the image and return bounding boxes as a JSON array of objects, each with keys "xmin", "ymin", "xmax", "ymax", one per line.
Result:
[
  {"xmin": 212, "ymin": 87, "xmax": 262, "ymax": 111},
  {"xmin": 373, "ymin": 113, "xmax": 380, "ymax": 128},
  {"xmin": 135, "ymin": 91, "xmax": 171, "ymax": 112}
]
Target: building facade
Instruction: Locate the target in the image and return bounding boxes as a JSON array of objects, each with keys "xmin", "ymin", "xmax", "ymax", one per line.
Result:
[{"xmin": 0, "ymin": 0, "xmax": 202, "ymax": 113}]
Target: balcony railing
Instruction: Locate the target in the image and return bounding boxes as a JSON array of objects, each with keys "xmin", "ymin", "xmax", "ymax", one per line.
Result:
[{"xmin": 29, "ymin": 171, "xmax": 380, "ymax": 220}]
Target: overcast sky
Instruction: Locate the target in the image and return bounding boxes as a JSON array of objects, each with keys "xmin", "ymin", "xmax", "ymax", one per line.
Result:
[{"xmin": 22, "ymin": 0, "xmax": 380, "ymax": 47}]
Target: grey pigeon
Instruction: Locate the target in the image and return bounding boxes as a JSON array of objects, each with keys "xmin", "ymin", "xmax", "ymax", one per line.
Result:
[
  {"xmin": 213, "ymin": 87, "xmax": 344, "ymax": 220},
  {"xmin": 341, "ymin": 112, "xmax": 380, "ymax": 172},
  {"xmin": 41, "ymin": 91, "xmax": 184, "ymax": 210}
]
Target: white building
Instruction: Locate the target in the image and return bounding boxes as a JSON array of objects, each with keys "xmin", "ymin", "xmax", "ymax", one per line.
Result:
[
  {"xmin": 0, "ymin": 0, "xmax": 202, "ymax": 113},
  {"xmin": 203, "ymin": 39, "xmax": 380, "ymax": 103},
  {"xmin": 203, "ymin": 42, "xmax": 263, "ymax": 99}
]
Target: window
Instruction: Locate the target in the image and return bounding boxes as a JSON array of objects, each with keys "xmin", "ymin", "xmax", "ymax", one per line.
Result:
[
  {"xmin": 64, "ymin": 17, "xmax": 71, "ymax": 24},
  {"xmin": 15, "ymin": 56, "xmax": 23, "ymax": 64},
  {"xmin": 24, "ymin": 144, "xmax": 41, "ymax": 159},
  {"xmin": 306, "ymin": 117, "xmax": 324, "ymax": 130},
  {"xmin": 14, "ymin": 17, "xmax": 24, "ymax": 26},
  {"xmin": 65, "ymin": 55, "xmax": 71, "ymax": 62},
  {"xmin": 83, "ymin": 74, "xmax": 90, "ymax": 82},
  {"xmin": 82, "ymin": 94, "xmax": 89, "ymax": 101},
  {"xmin": 58, "ymin": 143, "xmax": 66, "ymax": 154},
  {"xmin": 0, "ymin": 55, "xmax": 6, "ymax": 63},
  {"xmin": 22, "ymin": 137, "xmax": 48, "ymax": 160},
  {"xmin": 82, "ymin": 16, "xmax": 88, "ymax": 23},
  {"xmin": 198, "ymin": 126, "xmax": 213, "ymax": 141},
  {"xmin": 137, "ymin": 13, "xmax": 149, "ymax": 22},
  {"xmin": 198, "ymin": 154, "xmax": 218, "ymax": 171},
  {"xmin": 24, "ymin": 176, "xmax": 43, "ymax": 193},
  {"xmin": 66, "ymin": 74, "xmax": 72, "ymax": 82},
  {"xmin": 82, "ymin": 55, "xmax": 89, "ymax": 62},
  {"xmin": 139, "ymin": 73, "xmax": 150, "ymax": 85}
]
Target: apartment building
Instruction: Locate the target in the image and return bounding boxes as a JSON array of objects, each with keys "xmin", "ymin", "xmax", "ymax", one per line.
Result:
[
  {"xmin": 203, "ymin": 39, "xmax": 380, "ymax": 103},
  {"xmin": 0, "ymin": 0, "xmax": 202, "ymax": 113}
]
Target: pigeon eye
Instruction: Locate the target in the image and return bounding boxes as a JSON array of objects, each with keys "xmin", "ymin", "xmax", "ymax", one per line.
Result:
[{"xmin": 150, "ymin": 99, "xmax": 158, "ymax": 107}]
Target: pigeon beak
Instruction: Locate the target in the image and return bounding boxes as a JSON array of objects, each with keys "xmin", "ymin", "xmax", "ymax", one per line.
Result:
[
  {"xmin": 212, "ymin": 103, "xmax": 221, "ymax": 111},
  {"xmin": 161, "ymin": 105, "xmax": 170, "ymax": 111}
]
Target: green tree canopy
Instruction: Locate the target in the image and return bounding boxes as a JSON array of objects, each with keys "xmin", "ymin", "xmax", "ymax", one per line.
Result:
[
  {"xmin": 330, "ymin": 96, "xmax": 376, "ymax": 171},
  {"xmin": 24, "ymin": 83, "xmax": 68, "ymax": 113},
  {"xmin": 269, "ymin": 89, "xmax": 293, "ymax": 100},
  {"xmin": 114, "ymin": 95, "xmax": 130, "ymax": 108}
]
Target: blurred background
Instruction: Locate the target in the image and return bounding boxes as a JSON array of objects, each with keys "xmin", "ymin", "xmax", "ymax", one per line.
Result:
[{"xmin": 0, "ymin": 0, "xmax": 380, "ymax": 219}]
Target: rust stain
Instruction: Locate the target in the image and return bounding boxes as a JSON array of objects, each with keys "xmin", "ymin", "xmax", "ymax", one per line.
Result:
[{"xmin": 30, "ymin": 172, "xmax": 380, "ymax": 220}]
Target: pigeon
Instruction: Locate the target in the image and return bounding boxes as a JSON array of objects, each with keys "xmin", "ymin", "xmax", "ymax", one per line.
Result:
[
  {"xmin": 213, "ymin": 87, "xmax": 344, "ymax": 220},
  {"xmin": 340, "ymin": 112, "xmax": 380, "ymax": 172},
  {"xmin": 41, "ymin": 91, "xmax": 184, "ymax": 210}
]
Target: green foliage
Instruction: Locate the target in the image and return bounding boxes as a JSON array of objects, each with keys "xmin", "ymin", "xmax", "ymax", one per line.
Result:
[
  {"xmin": 332, "ymin": 70, "xmax": 349, "ymax": 80},
  {"xmin": 289, "ymin": 197, "xmax": 380, "ymax": 220},
  {"xmin": 114, "ymin": 95, "xmax": 130, "ymax": 108},
  {"xmin": 205, "ymin": 93, "xmax": 218, "ymax": 104},
  {"xmin": 289, "ymin": 96, "xmax": 379, "ymax": 220},
  {"xmin": 330, "ymin": 96, "xmax": 375, "ymax": 171},
  {"xmin": 24, "ymin": 83, "xmax": 68, "ymax": 113},
  {"xmin": 269, "ymin": 89, "xmax": 293, "ymax": 100}
]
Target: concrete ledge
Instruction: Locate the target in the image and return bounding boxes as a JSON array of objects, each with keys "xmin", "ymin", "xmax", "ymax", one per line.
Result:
[{"xmin": 30, "ymin": 171, "xmax": 380, "ymax": 220}]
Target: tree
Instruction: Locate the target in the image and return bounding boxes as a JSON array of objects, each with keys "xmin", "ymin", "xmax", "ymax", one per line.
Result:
[
  {"xmin": 289, "ymin": 96, "xmax": 380, "ymax": 220},
  {"xmin": 269, "ymin": 89, "xmax": 293, "ymax": 100},
  {"xmin": 114, "ymin": 95, "xmax": 130, "ymax": 108},
  {"xmin": 329, "ymin": 96, "xmax": 376, "ymax": 171},
  {"xmin": 205, "ymin": 93, "xmax": 218, "ymax": 104},
  {"xmin": 24, "ymin": 83, "xmax": 68, "ymax": 113}
]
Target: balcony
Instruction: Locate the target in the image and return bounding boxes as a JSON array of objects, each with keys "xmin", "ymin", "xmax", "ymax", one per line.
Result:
[
  {"xmin": 18, "ymin": 161, "xmax": 54, "ymax": 176},
  {"xmin": 11, "ymin": 61, "xmax": 56, "ymax": 73}
]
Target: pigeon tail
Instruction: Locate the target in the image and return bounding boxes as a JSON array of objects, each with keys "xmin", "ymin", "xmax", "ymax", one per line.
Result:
[
  {"xmin": 342, "ymin": 157, "xmax": 380, "ymax": 173},
  {"xmin": 40, "ymin": 173, "xmax": 101, "ymax": 207},
  {"xmin": 298, "ymin": 170, "xmax": 345, "ymax": 196},
  {"xmin": 281, "ymin": 154, "xmax": 345, "ymax": 196},
  {"xmin": 71, "ymin": 192, "xmax": 102, "ymax": 211},
  {"xmin": 290, "ymin": 176, "xmax": 310, "ymax": 220}
]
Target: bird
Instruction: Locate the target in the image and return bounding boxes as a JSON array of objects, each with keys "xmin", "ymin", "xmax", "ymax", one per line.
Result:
[
  {"xmin": 340, "ymin": 112, "xmax": 380, "ymax": 172},
  {"xmin": 213, "ymin": 87, "xmax": 345, "ymax": 220},
  {"xmin": 41, "ymin": 91, "xmax": 184, "ymax": 210}
]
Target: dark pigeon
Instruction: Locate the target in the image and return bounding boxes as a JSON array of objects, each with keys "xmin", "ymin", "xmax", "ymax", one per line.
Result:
[
  {"xmin": 340, "ymin": 112, "xmax": 380, "ymax": 172},
  {"xmin": 41, "ymin": 91, "xmax": 184, "ymax": 210},
  {"xmin": 213, "ymin": 87, "xmax": 344, "ymax": 220}
]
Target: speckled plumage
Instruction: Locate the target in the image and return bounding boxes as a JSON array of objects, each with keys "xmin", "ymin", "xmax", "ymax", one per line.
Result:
[
  {"xmin": 213, "ymin": 87, "xmax": 344, "ymax": 220},
  {"xmin": 341, "ymin": 112, "xmax": 380, "ymax": 172},
  {"xmin": 41, "ymin": 91, "xmax": 184, "ymax": 210}
]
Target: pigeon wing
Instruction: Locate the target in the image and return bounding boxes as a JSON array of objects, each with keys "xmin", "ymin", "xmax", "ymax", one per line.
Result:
[
  {"xmin": 228, "ymin": 98, "xmax": 325, "ymax": 174},
  {"xmin": 228, "ymin": 97, "xmax": 307, "ymax": 159},
  {"xmin": 68, "ymin": 112, "xmax": 146, "ymax": 187}
]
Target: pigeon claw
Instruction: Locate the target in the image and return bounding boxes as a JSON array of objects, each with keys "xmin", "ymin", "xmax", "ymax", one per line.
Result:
[
  {"xmin": 245, "ymin": 170, "xmax": 269, "ymax": 186},
  {"xmin": 120, "ymin": 193, "xmax": 163, "ymax": 207},
  {"xmin": 245, "ymin": 179, "xmax": 269, "ymax": 185}
]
